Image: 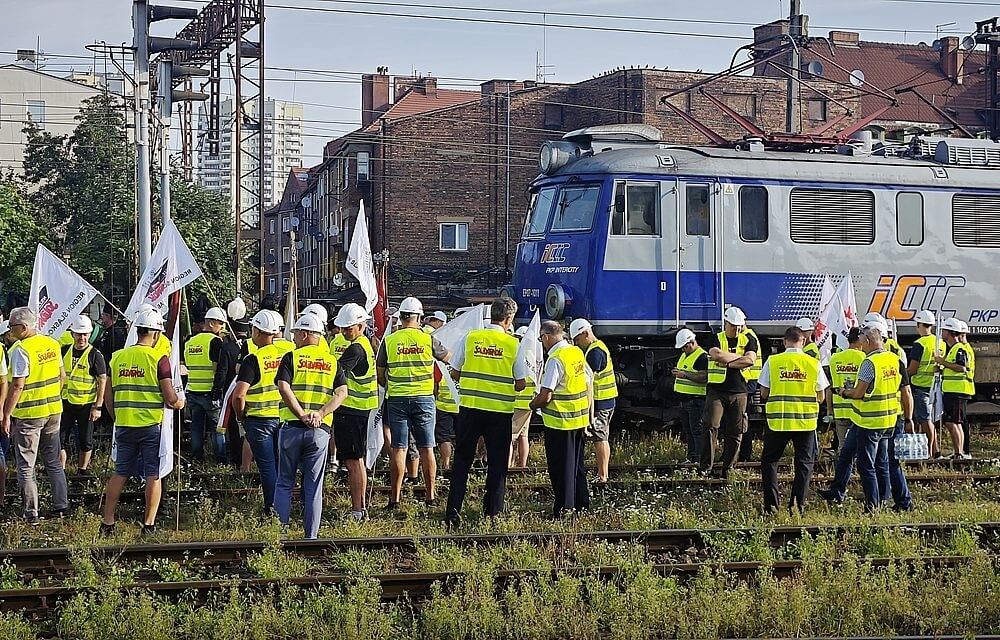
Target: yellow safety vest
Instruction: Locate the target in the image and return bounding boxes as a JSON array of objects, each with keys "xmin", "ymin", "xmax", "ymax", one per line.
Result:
[
  {"xmin": 855, "ymin": 351, "xmax": 901, "ymax": 430},
  {"xmin": 459, "ymin": 328, "xmax": 520, "ymax": 413},
  {"xmin": 741, "ymin": 328, "xmax": 763, "ymax": 381},
  {"xmin": 245, "ymin": 343, "xmax": 285, "ymax": 419},
  {"xmin": 436, "ymin": 376, "xmax": 460, "ymax": 413},
  {"xmin": 342, "ymin": 335, "xmax": 378, "ymax": 411},
  {"xmin": 274, "ymin": 338, "xmax": 295, "ymax": 356},
  {"xmin": 278, "ymin": 343, "xmax": 339, "ymax": 427},
  {"xmin": 885, "ymin": 338, "xmax": 904, "ymax": 362},
  {"xmin": 62, "ymin": 345, "xmax": 98, "ymax": 406},
  {"xmin": 184, "ymin": 332, "xmax": 217, "ymax": 393},
  {"xmin": 706, "ymin": 330, "xmax": 759, "ymax": 385},
  {"xmin": 247, "ymin": 339, "xmax": 260, "ymax": 355},
  {"xmin": 586, "ymin": 339, "xmax": 618, "ymax": 402},
  {"xmin": 383, "ymin": 328, "xmax": 435, "ymax": 397},
  {"xmin": 803, "ymin": 342, "xmax": 820, "ymax": 360},
  {"xmin": 153, "ymin": 334, "xmax": 172, "ymax": 360},
  {"xmin": 540, "ymin": 345, "xmax": 590, "ymax": 430},
  {"xmin": 11, "ymin": 334, "xmax": 63, "ymax": 420},
  {"xmin": 110, "ymin": 344, "xmax": 164, "ymax": 428},
  {"xmin": 674, "ymin": 347, "xmax": 707, "ymax": 397},
  {"xmin": 422, "ymin": 325, "xmax": 435, "ymax": 334},
  {"xmin": 764, "ymin": 351, "xmax": 820, "ymax": 431},
  {"xmin": 942, "ymin": 342, "xmax": 975, "ymax": 397},
  {"xmin": 330, "ymin": 333, "xmax": 349, "ymax": 358},
  {"xmin": 828, "ymin": 348, "xmax": 864, "ymax": 421},
  {"xmin": 59, "ymin": 332, "xmax": 74, "ymax": 347},
  {"xmin": 911, "ymin": 334, "xmax": 943, "ymax": 388},
  {"xmin": 514, "ymin": 375, "xmax": 535, "ymax": 411}
]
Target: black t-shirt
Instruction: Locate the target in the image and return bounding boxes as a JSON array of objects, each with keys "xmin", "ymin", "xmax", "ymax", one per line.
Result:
[
  {"xmin": 236, "ymin": 352, "xmax": 262, "ymax": 387},
  {"xmin": 705, "ymin": 332, "xmax": 758, "ymax": 394},
  {"xmin": 61, "ymin": 345, "xmax": 108, "ymax": 378},
  {"xmin": 692, "ymin": 353, "xmax": 709, "ymax": 371}
]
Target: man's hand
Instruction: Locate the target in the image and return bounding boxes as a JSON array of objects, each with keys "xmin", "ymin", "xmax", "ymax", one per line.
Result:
[
  {"xmin": 672, "ymin": 368, "xmax": 685, "ymax": 379},
  {"xmin": 89, "ymin": 407, "xmax": 102, "ymax": 423},
  {"xmin": 1, "ymin": 416, "xmax": 9, "ymax": 437},
  {"xmin": 212, "ymin": 399, "xmax": 222, "ymax": 411},
  {"xmin": 175, "ymin": 398, "xmax": 186, "ymax": 411},
  {"xmin": 304, "ymin": 411, "xmax": 322, "ymax": 428},
  {"xmin": 933, "ymin": 353, "xmax": 948, "ymax": 366}
]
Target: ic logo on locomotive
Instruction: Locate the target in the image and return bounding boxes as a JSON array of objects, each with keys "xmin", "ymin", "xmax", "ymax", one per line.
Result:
[
  {"xmin": 868, "ymin": 274, "xmax": 966, "ymax": 321},
  {"xmin": 540, "ymin": 243, "xmax": 570, "ymax": 264}
]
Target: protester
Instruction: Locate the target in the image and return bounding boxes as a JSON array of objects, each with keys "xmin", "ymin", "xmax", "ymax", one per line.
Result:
[
  {"xmin": 0, "ymin": 319, "xmax": 8, "ymax": 509},
  {"xmin": 510, "ymin": 325, "xmax": 534, "ymax": 468},
  {"xmin": 59, "ymin": 315, "xmax": 107, "ymax": 473},
  {"xmin": 183, "ymin": 307, "xmax": 229, "ymax": 463}
]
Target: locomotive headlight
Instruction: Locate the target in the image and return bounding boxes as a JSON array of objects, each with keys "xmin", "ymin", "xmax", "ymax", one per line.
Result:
[{"xmin": 539, "ymin": 141, "xmax": 578, "ymax": 175}]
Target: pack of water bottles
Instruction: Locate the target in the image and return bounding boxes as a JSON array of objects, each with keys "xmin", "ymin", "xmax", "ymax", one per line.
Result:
[{"xmin": 895, "ymin": 432, "xmax": 929, "ymax": 461}]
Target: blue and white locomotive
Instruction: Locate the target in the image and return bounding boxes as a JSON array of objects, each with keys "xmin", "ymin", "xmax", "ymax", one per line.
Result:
[{"xmin": 511, "ymin": 124, "xmax": 1000, "ymax": 404}]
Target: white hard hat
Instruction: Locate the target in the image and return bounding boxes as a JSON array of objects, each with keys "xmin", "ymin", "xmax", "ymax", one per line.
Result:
[
  {"xmin": 301, "ymin": 303, "xmax": 329, "ymax": 324},
  {"xmin": 0, "ymin": 320, "xmax": 9, "ymax": 334},
  {"xmin": 569, "ymin": 318, "xmax": 592, "ymax": 339},
  {"xmin": 430, "ymin": 311, "xmax": 448, "ymax": 324},
  {"xmin": 135, "ymin": 307, "xmax": 165, "ymax": 331},
  {"xmin": 227, "ymin": 297, "xmax": 248, "ymax": 321},
  {"xmin": 335, "ymin": 303, "xmax": 370, "ymax": 328},
  {"xmin": 960, "ymin": 321, "xmax": 970, "ymax": 334},
  {"xmin": 915, "ymin": 310, "xmax": 936, "ymax": 325},
  {"xmin": 795, "ymin": 317, "xmax": 815, "ymax": 331},
  {"xmin": 515, "ymin": 326, "xmax": 528, "ymax": 337},
  {"xmin": 398, "ymin": 296, "xmax": 424, "ymax": 315},
  {"xmin": 942, "ymin": 317, "xmax": 964, "ymax": 333},
  {"xmin": 205, "ymin": 307, "xmax": 227, "ymax": 323},
  {"xmin": 268, "ymin": 310, "xmax": 285, "ymax": 329},
  {"xmin": 863, "ymin": 312, "xmax": 885, "ymax": 325},
  {"xmin": 69, "ymin": 315, "xmax": 93, "ymax": 335},
  {"xmin": 674, "ymin": 328, "xmax": 696, "ymax": 349},
  {"xmin": 293, "ymin": 313, "xmax": 325, "ymax": 334},
  {"xmin": 866, "ymin": 319, "xmax": 889, "ymax": 339},
  {"xmin": 723, "ymin": 306, "xmax": 747, "ymax": 326},
  {"xmin": 250, "ymin": 310, "xmax": 282, "ymax": 335}
]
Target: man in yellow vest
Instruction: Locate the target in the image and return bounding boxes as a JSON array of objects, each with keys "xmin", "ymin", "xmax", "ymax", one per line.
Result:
[
  {"xmin": 958, "ymin": 320, "xmax": 974, "ymax": 457},
  {"xmin": 672, "ymin": 328, "xmax": 708, "ymax": 464},
  {"xmin": 423, "ymin": 311, "xmax": 447, "ymax": 334},
  {"xmin": 700, "ymin": 306, "xmax": 758, "ymax": 479},
  {"xmin": 332, "ymin": 303, "xmax": 378, "ymax": 520},
  {"xmin": 232, "ymin": 310, "xmax": 285, "ymax": 514},
  {"xmin": 531, "ymin": 320, "xmax": 592, "ymax": 518},
  {"xmin": 907, "ymin": 310, "xmax": 943, "ymax": 458},
  {"xmin": 445, "ymin": 298, "xmax": 526, "ymax": 527},
  {"xmin": 101, "ymin": 307, "xmax": 185, "ymax": 535},
  {"xmin": 274, "ymin": 312, "xmax": 348, "ymax": 538},
  {"xmin": 796, "ymin": 318, "xmax": 821, "ymax": 359},
  {"xmin": 510, "ymin": 325, "xmax": 535, "ymax": 469},
  {"xmin": 759, "ymin": 327, "xmax": 828, "ymax": 513},
  {"xmin": 0, "ymin": 319, "xmax": 9, "ymax": 511},
  {"xmin": 1, "ymin": 307, "xmax": 68, "ymax": 524},
  {"xmin": 570, "ymin": 318, "xmax": 617, "ymax": 485},
  {"xmin": 817, "ymin": 327, "xmax": 866, "ymax": 504},
  {"xmin": 937, "ymin": 317, "xmax": 974, "ymax": 459},
  {"xmin": 434, "ymin": 352, "xmax": 460, "ymax": 471},
  {"xmin": 300, "ymin": 303, "xmax": 331, "ymax": 352},
  {"xmin": 60, "ymin": 315, "xmax": 107, "ymax": 474},
  {"xmin": 184, "ymin": 306, "xmax": 228, "ymax": 462},
  {"xmin": 376, "ymin": 296, "xmax": 450, "ymax": 509}
]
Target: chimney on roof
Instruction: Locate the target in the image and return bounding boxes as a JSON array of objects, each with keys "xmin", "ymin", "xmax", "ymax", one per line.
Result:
[
  {"xmin": 752, "ymin": 20, "xmax": 790, "ymax": 78},
  {"xmin": 829, "ymin": 30, "xmax": 860, "ymax": 47},
  {"xmin": 393, "ymin": 75, "xmax": 438, "ymax": 100},
  {"xmin": 481, "ymin": 79, "xmax": 525, "ymax": 96},
  {"xmin": 361, "ymin": 67, "xmax": 390, "ymax": 129},
  {"xmin": 938, "ymin": 36, "xmax": 966, "ymax": 85}
]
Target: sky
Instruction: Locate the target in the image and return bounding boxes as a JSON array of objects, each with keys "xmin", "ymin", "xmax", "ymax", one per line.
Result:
[{"xmin": 0, "ymin": 0, "xmax": 994, "ymax": 164}]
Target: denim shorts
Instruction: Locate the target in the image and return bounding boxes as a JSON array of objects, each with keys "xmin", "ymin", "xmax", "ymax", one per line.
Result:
[
  {"xmin": 911, "ymin": 386, "xmax": 932, "ymax": 422},
  {"xmin": 385, "ymin": 396, "xmax": 436, "ymax": 449},
  {"xmin": 115, "ymin": 425, "xmax": 161, "ymax": 478}
]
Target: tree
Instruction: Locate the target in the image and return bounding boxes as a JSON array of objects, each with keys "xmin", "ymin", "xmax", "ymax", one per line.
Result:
[
  {"xmin": 0, "ymin": 175, "xmax": 43, "ymax": 307},
  {"xmin": 165, "ymin": 175, "xmax": 236, "ymax": 303}
]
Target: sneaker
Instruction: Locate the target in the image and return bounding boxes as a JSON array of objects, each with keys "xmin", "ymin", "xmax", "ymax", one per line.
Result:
[
  {"xmin": 24, "ymin": 515, "xmax": 41, "ymax": 527},
  {"xmin": 816, "ymin": 488, "xmax": 843, "ymax": 505},
  {"xmin": 349, "ymin": 510, "xmax": 367, "ymax": 522},
  {"xmin": 76, "ymin": 468, "xmax": 93, "ymax": 476},
  {"xmin": 141, "ymin": 523, "xmax": 157, "ymax": 537},
  {"xmin": 891, "ymin": 502, "xmax": 913, "ymax": 512},
  {"xmin": 424, "ymin": 497, "xmax": 438, "ymax": 508},
  {"xmin": 961, "ymin": 453, "xmax": 973, "ymax": 460},
  {"xmin": 386, "ymin": 500, "xmax": 400, "ymax": 511},
  {"xmin": 932, "ymin": 453, "xmax": 946, "ymax": 461},
  {"xmin": 402, "ymin": 475, "xmax": 419, "ymax": 486},
  {"xmin": 45, "ymin": 508, "xmax": 70, "ymax": 519},
  {"xmin": 444, "ymin": 514, "xmax": 461, "ymax": 530},
  {"xmin": 99, "ymin": 522, "xmax": 116, "ymax": 536}
]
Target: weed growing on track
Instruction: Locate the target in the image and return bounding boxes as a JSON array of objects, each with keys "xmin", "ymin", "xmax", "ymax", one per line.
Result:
[{"xmin": 247, "ymin": 541, "xmax": 311, "ymax": 579}]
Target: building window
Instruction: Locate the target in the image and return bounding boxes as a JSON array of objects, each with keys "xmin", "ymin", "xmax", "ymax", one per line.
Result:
[
  {"xmin": 739, "ymin": 186, "xmax": 768, "ymax": 242},
  {"xmin": 26, "ymin": 100, "xmax": 45, "ymax": 127},
  {"xmin": 357, "ymin": 151, "xmax": 370, "ymax": 181},
  {"xmin": 611, "ymin": 182, "xmax": 659, "ymax": 236},
  {"xmin": 544, "ymin": 103, "xmax": 564, "ymax": 130},
  {"xmin": 685, "ymin": 184, "xmax": 711, "ymax": 236},
  {"xmin": 267, "ymin": 248, "xmax": 275, "ymax": 263},
  {"xmin": 790, "ymin": 188, "xmax": 875, "ymax": 245},
  {"xmin": 439, "ymin": 222, "xmax": 469, "ymax": 251},
  {"xmin": 282, "ymin": 246, "xmax": 290, "ymax": 263},
  {"xmin": 953, "ymin": 193, "xmax": 1000, "ymax": 247},
  {"xmin": 282, "ymin": 277, "xmax": 289, "ymax": 292},
  {"xmin": 807, "ymin": 99, "xmax": 827, "ymax": 122},
  {"xmin": 268, "ymin": 278, "xmax": 276, "ymax": 294},
  {"xmin": 551, "ymin": 184, "xmax": 601, "ymax": 233},
  {"xmin": 896, "ymin": 192, "xmax": 924, "ymax": 246},
  {"xmin": 281, "ymin": 216, "xmax": 290, "ymax": 232},
  {"xmin": 269, "ymin": 219, "xmax": 275, "ymax": 235}
]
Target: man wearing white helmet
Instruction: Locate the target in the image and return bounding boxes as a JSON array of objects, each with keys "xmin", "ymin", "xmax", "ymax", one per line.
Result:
[
  {"xmin": 700, "ymin": 306, "xmax": 759, "ymax": 479},
  {"xmin": 569, "ymin": 318, "xmax": 617, "ymax": 485},
  {"xmin": 906, "ymin": 310, "xmax": 943, "ymax": 458},
  {"xmin": 672, "ymin": 328, "xmax": 708, "ymax": 464},
  {"xmin": 232, "ymin": 310, "xmax": 286, "ymax": 514},
  {"xmin": 795, "ymin": 318, "xmax": 820, "ymax": 360},
  {"xmin": 332, "ymin": 303, "xmax": 378, "ymax": 520},
  {"xmin": 184, "ymin": 307, "xmax": 229, "ymax": 463},
  {"xmin": 376, "ymin": 296, "xmax": 450, "ymax": 509},
  {"xmin": 865, "ymin": 312, "xmax": 904, "ymax": 362},
  {"xmin": 101, "ymin": 306, "xmax": 185, "ymax": 536},
  {"xmin": 936, "ymin": 317, "xmax": 975, "ymax": 459},
  {"xmin": 59, "ymin": 315, "xmax": 107, "ymax": 474},
  {"xmin": 423, "ymin": 311, "xmax": 447, "ymax": 334},
  {"xmin": 300, "ymin": 303, "xmax": 331, "ymax": 351}
]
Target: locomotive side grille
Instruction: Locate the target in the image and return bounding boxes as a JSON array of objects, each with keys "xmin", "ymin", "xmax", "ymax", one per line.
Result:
[
  {"xmin": 953, "ymin": 193, "xmax": 1000, "ymax": 248},
  {"xmin": 789, "ymin": 188, "xmax": 875, "ymax": 245}
]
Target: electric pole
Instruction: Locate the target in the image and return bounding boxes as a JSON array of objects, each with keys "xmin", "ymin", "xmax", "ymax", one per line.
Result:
[
  {"xmin": 786, "ymin": 0, "xmax": 808, "ymax": 134},
  {"xmin": 156, "ymin": 59, "xmax": 208, "ymax": 226}
]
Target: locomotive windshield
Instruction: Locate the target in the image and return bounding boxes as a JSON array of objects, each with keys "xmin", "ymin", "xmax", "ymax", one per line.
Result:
[
  {"xmin": 551, "ymin": 184, "xmax": 601, "ymax": 232},
  {"xmin": 524, "ymin": 187, "xmax": 556, "ymax": 238}
]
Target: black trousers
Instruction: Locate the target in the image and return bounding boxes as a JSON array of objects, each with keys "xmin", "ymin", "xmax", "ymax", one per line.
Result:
[
  {"xmin": 446, "ymin": 407, "xmax": 512, "ymax": 521},
  {"xmin": 61, "ymin": 402, "xmax": 95, "ymax": 453},
  {"xmin": 699, "ymin": 389, "xmax": 747, "ymax": 476},
  {"xmin": 543, "ymin": 427, "xmax": 589, "ymax": 517},
  {"xmin": 760, "ymin": 427, "xmax": 817, "ymax": 512}
]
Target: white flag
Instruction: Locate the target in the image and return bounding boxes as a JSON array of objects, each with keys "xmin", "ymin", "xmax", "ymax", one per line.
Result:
[
  {"xmin": 817, "ymin": 273, "xmax": 860, "ymax": 364},
  {"xmin": 346, "ymin": 201, "xmax": 379, "ymax": 312},
  {"xmin": 124, "ymin": 220, "xmax": 203, "ymax": 324},
  {"xmin": 813, "ymin": 275, "xmax": 838, "ymax": 364},
  {"xmin": 432, "ymin": 305, "xmax": 486, "ymax": 405},
  {"xmin": 158, "ymin": 315, "xmax": 183, "ymax": 478},
  {"xmin": 27, "ymin": 245, "xmax": 99, "ymax": 340},
  {"xmin": 515, "ymin": 310, "xmax": 543, "ymax": 386}
]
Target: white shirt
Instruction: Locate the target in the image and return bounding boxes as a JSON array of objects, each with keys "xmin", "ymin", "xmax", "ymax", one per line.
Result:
[
  {"xmin": 758, "ymin": 347, "xmax": 830, "ymax": 391},
  {"xmin": 540, "ymin": 340, "xmax": 593, "ymax": 391},
  {"xmin": 9, "ymin": 344, "xmax": 31, "ymax": 379},
  {"xmin": 0, "ymin": 345, "xmax": 7, "ymax": 378},
  {"xmin": 451, "ymin": 324, "xmax": 529, "ymax": 379}
]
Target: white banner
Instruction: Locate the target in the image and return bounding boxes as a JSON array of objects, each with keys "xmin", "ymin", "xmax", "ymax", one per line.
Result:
[
  {"xmin": 124, "ymin": 220, "xmax": 203, "ymax": 323},
  {"xmin": 515, "ymin": 310, "xmax": 543, "ymax": 386},
  {"xmin": 27, "ymin": 245, "xmax": 99, "ymax": 340},
  {"xmin": 158, "ymin": 316, "xmax": 183, "ymax": 478},
  {"xmin": 816, "ymin": 273, "xmax": 860, "ymax": 364},
  {"xmin": 814, "ymin": 275, "xmax": 837, "ymax": 364},
  {"xmin": 432, "ymin": 305, "xmax": 486, "ymax": 405},
  {"xmin": 346, "ymin": 201, "xmax": 379, "ymax": 312}
]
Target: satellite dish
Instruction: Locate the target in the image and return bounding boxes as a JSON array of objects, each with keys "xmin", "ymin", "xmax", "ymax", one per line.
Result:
[
  {"xmin": 301, "ymin": 195, "xmax": 312, "ymax": 208},
  {"xmin": 295, "ymin": 240, "xmax": 304, "ymax": 250},
  {"xmin": 962, "ymin": 35, "xmax": 978, "ymax": 51},
  {"xmin": 849, "ymin": 69, "xmax": 866, "ymax": 88},
  {"xmin": 932, "ymin": 39, "xmax": 944, "ymax": 52},
  {"xmin": 332, "ymin": 273, "xmax": 345, "ymax": 287},
  {"xmin": 805, "ymin": 60, "xmax": 824, "ymax": 77},
  {"xmin": 290, "ymin": 216, "xmax": 300, "ymax": 228}
]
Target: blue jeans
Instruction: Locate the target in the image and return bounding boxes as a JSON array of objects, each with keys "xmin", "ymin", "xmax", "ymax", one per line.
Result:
[
  {"xmin": 679, "ymin": 397, "xmax": 705, "ymax": 462},
  {"xmin": 827, "ymin": 424, "xmax": 860, "ymax": 501},
  {"xmin": 189, "ymin": 392, "xmax": 226, "ymax": 463},
  {"xmin": 385, "ymin": 396, "xmax": 436, "ymax": 449},
  {"xmin": 855, "ymin": 426, "xmax": 893, "ymax": 511},
  {"xmin": 274, "ymin": 422, "xmax": 330, "ymax": 539},
  {"xmin": 878, "ymin": 419, "xmax": 912, "ymax": 509},
  {"xmin": 244, "ymin": 417, "xmax": 280, "ymax": 511}
]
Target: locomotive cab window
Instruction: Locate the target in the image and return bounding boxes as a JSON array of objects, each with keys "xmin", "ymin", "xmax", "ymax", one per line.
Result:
[
  {"xmin": 896, "ymin": 192, "xmax": 924, "ymax": 246},
  {"xmin": 739, "ymin": 186, "xmax": 768, "ymax": 242},
  {"xmin": 685, "ymin": 184, "xmax": 711, "ymax": 236},
  {"xmin": 524, "ymin": 187, "xmax": 556, "ymax": 237},
  {"xmin": 551, "ymin": 184, "xmax": 601, "ymax": 232},
  {"xmin": 611, "ymin": 182, "xmax": 660, "ymax": 236}
]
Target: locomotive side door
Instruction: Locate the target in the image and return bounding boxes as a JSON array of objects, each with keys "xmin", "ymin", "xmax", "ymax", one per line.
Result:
[{"xmin": 676, "ymin": 180, "xmax": 719, "ymax": 322}]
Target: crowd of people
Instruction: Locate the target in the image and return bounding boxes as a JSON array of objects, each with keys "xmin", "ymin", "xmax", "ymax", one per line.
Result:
[{"xmin": 0, "ymin": 295, "xmax": 977, "ymax": 535}]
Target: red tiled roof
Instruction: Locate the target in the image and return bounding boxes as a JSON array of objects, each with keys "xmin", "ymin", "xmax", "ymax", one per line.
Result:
[
  {"xmin": 362, "ymin": 87, "xmax": 478, "ymax": 131},
  {"xmin": 800, "ymin": 41, "xmax": 986, "ymax": 128}
]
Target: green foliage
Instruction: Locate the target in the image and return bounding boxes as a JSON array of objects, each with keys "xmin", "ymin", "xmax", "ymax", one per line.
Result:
[
  {"xmin": 0, "ymin": 612, "xmax": 35, "ymax": 640},
  {"xmin": 0, "ymin": 176, "xmax": 42, "ymax": 301},
  {"xmin": 167, "ymin": 176, "xmax": 237, "ymax": 302},
  {"xmin": 246, "ymin": 542, "xmax": 311, "ymax": 579}
]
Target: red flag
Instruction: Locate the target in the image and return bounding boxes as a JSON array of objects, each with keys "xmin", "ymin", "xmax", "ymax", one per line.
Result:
[{"xmin": 373, "ymin": 263, "xmax": 388, "ymax": 338}]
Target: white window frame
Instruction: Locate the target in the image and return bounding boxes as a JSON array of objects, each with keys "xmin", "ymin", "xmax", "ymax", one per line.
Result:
[
  {"xmin": 268, "ymin": 278, "xmax": 276, "ymax": 294},
  {"xmin": 26, "ymin": 99, "xmax": 45, "ymax": 127},
  {"xmin": 282, "ymin": 246, "xmax": 290, "ymax": 263},
  {"xmin": 439, "ymin": 222, "xmax": 469, "ymax": 252},
  {"xmin": 281, "ymin": 216, "xmax": 290, "ymax": 233},
  {"xmin": 357, "ymin": 151, "xmax": 370, "ymax": 180},
  {"xmin": 269, "ymin": 218, "xmax": 275, "ymax": 235}
]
